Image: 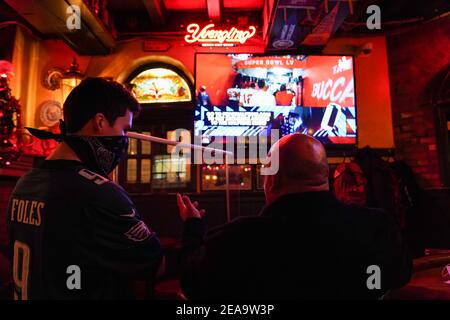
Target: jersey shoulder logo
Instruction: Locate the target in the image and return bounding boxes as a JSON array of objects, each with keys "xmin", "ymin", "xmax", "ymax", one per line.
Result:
[
  {"xmin": 124, "ymin": 221, "xmax": 152, "ymax": 242},
  {"xmin": 78, "ymin": 169, "xmax": 109, "ymax": 186},
  {"xmin": 120, "ymin": 208, "xmax": 137, "ymax": 218}
]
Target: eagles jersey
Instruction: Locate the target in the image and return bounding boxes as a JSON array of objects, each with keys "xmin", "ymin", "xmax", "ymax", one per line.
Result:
[{"xmin": 7, "ymin": 160, "xmax": 162, "ymax": 299}]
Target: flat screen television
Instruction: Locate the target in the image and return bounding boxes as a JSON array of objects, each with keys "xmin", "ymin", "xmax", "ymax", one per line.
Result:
[{"xmin": 194, "ymin": 53, "xmax": 357, "ymax": 146}]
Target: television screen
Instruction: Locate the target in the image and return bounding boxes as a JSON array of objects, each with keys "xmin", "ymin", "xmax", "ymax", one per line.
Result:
[{"xmin": 194, "ymin": 53, "xmax": 356, "ymax": 145}]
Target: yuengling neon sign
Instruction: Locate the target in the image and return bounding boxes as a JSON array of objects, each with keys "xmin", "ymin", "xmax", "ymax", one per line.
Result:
[{"xmin": 184, "ymin": 23, "xmax": 256, "ymax": 46}]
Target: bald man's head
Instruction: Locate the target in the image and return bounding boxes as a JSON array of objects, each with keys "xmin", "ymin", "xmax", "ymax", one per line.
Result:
[{"xmin": 264, "ymin": 134, "xmax": 329, "ymax": 204}]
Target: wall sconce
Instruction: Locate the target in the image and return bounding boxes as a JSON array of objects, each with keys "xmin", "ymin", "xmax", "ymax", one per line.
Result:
[
  {"xmin": 355, "ymin": 43, "xmax": 373, "ymax": 57},
  {"xmin": 42, "ymin": 57, "xmax": 85, "ymax": 102}
]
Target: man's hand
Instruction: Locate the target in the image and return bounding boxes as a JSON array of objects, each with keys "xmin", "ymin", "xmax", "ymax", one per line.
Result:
[{"xmin": 177, "ymin": 194, "xmax": 206, "ymax": 221}]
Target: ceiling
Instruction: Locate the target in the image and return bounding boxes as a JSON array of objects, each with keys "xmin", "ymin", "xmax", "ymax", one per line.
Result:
[
  {"xmin": 0, "ymin": 0, "xmax": 449, "ymax": 55},
  {"xmin": 106, "ymin": 0, "xmax": 265, "ymax": 10},
  {"xmin": 108, "ymin": 0, "xmax": 265, "ymax": 36}
]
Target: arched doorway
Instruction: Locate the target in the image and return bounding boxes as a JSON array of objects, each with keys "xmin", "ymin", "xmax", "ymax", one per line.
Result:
[
  {"xmin": 433, "ymin": 65, "xmax": 450, "ymax": 187},
  {"xmin": 119, "ymin": 63, "xmax": 195, "ymax": 194}
]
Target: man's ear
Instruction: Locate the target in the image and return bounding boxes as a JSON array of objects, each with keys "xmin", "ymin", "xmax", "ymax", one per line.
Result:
[{"xmin": 93, "ymin": 113, "xmax": 107, "ymax": 133}]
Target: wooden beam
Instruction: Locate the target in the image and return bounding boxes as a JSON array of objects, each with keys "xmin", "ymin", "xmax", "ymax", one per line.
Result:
[
  {"xmin": 207, "ymin": 0, "xmax": 221, "ymax": 22},
  {"xmin": 142, "ymin": 0, "xmax": 165, "ymax": 25},
  {"xmin": 5, "ymin": 0, "xmax": 115, "ymax": 55}
]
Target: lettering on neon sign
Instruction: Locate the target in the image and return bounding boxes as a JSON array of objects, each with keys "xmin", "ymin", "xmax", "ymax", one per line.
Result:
[
  {"xmin": 311, "ymin": 77, "xmax": 354, "ymax": 105},
  {"xmin": 184, "ymin": 23, "xmax": 256, "ymax": 45}
]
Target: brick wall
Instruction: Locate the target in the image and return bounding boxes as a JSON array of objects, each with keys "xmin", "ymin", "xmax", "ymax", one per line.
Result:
[{"xmin": 387, "ymin": 15, "xmax": 450, "ymax": 188}]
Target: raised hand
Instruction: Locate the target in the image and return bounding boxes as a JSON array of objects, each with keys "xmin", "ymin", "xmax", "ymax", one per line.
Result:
[{"xmin": 176, "ymin": 194, "xmax": 206, "ymax": 221}]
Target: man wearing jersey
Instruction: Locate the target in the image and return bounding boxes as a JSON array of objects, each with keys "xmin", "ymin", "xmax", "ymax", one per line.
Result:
[{"xmin": 7, "ymin": 78, "xmax": 163, "ymax": 299}]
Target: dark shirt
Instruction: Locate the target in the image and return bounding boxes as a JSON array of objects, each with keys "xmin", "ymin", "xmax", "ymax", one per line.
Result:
[
  {"xmin": 198, "ymin": 91, "xmax": 211, "ymax": 107},
  {"xmin": 181, "ymin": 191, "xmax": 412, "ymax": 299},
  {"xmin": 7, "ymin": 160, "xmax": 162, "ymax": 299}
]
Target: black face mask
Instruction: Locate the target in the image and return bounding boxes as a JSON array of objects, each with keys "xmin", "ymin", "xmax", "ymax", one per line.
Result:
[
  {"xmin": 25, "ymin": 122, "xmax": 129, "ymax": 177},
  {"xmin": 64, "ymin": 135, "xmax": 129, "ymax": 177}
]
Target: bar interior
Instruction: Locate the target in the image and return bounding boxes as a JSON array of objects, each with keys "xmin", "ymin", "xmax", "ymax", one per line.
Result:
[{"xmin": 0, "ymin": 0, "xmax": 449, "ymax": 301}]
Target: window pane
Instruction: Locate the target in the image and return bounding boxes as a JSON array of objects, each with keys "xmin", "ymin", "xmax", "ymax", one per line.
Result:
[
  {"xmin": 141, "ymin": 159, "xmax": 151, "ymax": 183},
  {"xmin": 152, "ymin": 155, "xmax": 190, "ymax": 188},
  {"xmin": 155, "ymin": 159, "xmax": 163, "ymax": 172},
  {"xmin": 129, "ymin": 68, "xmax": 191, "ymax": 104},
  {"xmin": 202, "ymin": 165, "xmax": 252, "ymax": 191},
  {"xmin": 162, "ymin": 159, "xmax": 169, "ymax": 172},
  {"xmin": 126, "ymin": 159, "xmax": 137, "ymax": 183},
  {"xmin": 128, "ymin": 138, "xmax": 137, "ymax": 155},
  {"xmin": 153, "ymin": 173, "xmax": 162, "ymax": 180},
  {"xmin": 141, "ymin": 131, "xmax": 151, "ymax": 155}
]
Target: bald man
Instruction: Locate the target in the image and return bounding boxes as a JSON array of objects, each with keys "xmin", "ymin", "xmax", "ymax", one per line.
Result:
[{"xmin": 178, "ymin": 134, "xmax": 411, "ymax": 299}]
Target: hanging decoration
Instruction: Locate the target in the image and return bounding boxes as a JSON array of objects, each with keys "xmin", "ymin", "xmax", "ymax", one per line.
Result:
[{"xmin": 0, "ymin": 60, "xmax": 22, "ymax": 167}]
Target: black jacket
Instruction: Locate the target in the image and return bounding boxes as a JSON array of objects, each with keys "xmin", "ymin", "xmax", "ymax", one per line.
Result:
[
  {"xmin": 181, "ymin": 191, "xmax": 412, "ymax": 299},
  {"xmin": 7, "ymin": 160, "xmax": 162, "ymax": 299}
]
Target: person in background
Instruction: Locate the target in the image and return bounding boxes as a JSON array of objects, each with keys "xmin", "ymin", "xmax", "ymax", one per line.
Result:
[
  {"xmin": 249, "ymin": 79, "xmax": 276, "ymax": 108},
  {"xmin": 197, "ymin": 85, "xmax": 211, "ymax": 108},
  {"xmin": 275, "ymin": 84, "xmax": 296, "ymax": 106},
  {"xmin": 239, "ymin": 82, "xmax": 257, "ymax": 107},
  {"xmin": 177, "ymin": 133, "xmax": 411, "ymax": 299}
]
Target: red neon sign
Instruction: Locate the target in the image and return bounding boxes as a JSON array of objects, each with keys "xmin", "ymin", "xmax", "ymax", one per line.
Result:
[{"xmin": 184, "ymin": 23, "xmax": 256, "ymax": 45}]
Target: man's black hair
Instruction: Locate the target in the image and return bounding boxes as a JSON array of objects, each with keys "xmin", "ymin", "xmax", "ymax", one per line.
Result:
[
  {"xmin": 63, "ymin": 77, "xmax": 141, "ymax": 133},
  {"xmin": 257, "ymin": 79, "xmax": 266, "ymax": 89}
]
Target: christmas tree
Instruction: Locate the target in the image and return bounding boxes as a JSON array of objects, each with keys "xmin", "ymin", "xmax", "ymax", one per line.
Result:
[{"xmin": 0, "ymin": 60, "xmax": 22, "ymax": 167}]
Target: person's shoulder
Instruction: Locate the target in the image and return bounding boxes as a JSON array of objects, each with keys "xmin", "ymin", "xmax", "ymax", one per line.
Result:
[
  {"xmin": 73, "ymin": 168, "xmax": 132, "ymax": 203},
  {"xmin": 339, "ymin": 202, "xmax": 396, "ymax": 239},
  {"xmin": 13, "ymin": 164, "xmax": 84, "ymax": 193},
  {"xmin": 206, "ymin": 215, "xmax": 266, "ymax": 239},
  {"xmin": 12, "ymin": 166, "xmax": 133, "ymax": 211},
  {"xmin": 249, "ymin": 91, "xmax": 261, "ymax": 99},
  {"xmin": 343, "ymin": 203, "xmax": 388, "ymax": 222},
  {"xmin": 268, "ymin": 92, "xmax": 276, "ymax": 102},
  {"xmin": 10, "ymin": 169, "xmax": 38, "ymax": 195},
  {"xmin": 14, "ymin": 168, "xmax": 35, "ymax": 184}
]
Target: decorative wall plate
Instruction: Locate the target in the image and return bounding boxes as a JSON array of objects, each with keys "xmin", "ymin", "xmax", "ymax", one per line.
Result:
[{"xmin": 40, "ymin": 100, "xmax": 63, "ymax": 127}]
